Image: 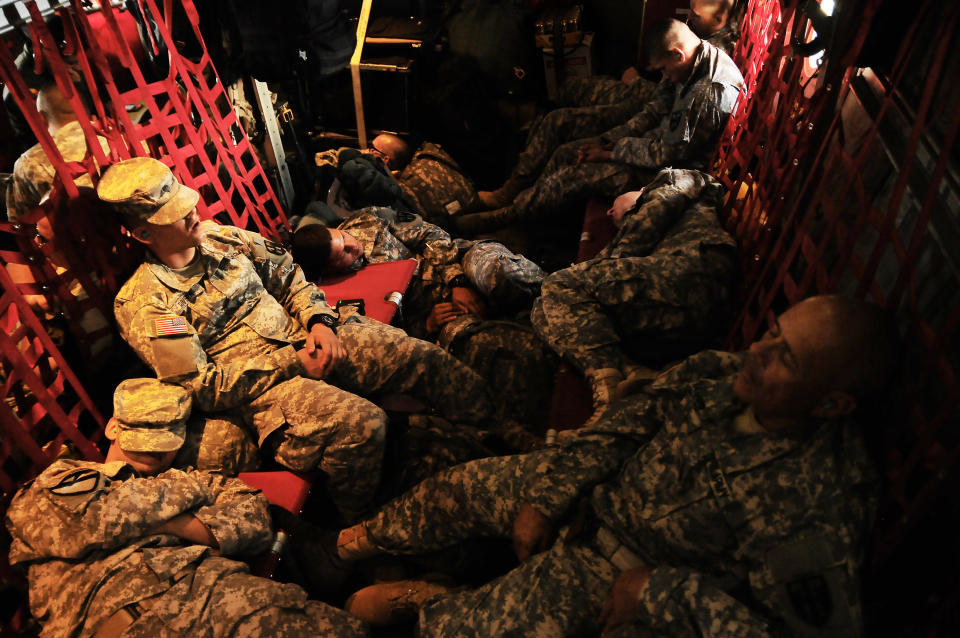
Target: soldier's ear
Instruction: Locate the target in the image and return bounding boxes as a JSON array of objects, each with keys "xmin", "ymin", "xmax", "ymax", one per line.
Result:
[
  {"xmin": 104, "ymin": 417, "xmax": 120, "ymax": 441},
  {"xmin": 131, "ymin": 226, "xmax": 152, "ymax": 245}
]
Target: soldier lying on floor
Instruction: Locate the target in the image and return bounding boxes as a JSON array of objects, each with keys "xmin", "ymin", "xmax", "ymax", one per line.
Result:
[
  {"xmin": 4, "ymin": 378, "xmax": 369, "ymax": 638},
  {"xmin": 531, "ymin": 167, "xmax": 738, "ymax": 419},
  {"xmin": 291, "ymin": 205, "xmax": 556, "ymax": 430},
  {"xmin": 304, "ymin": 295, "xmax": 899, "ymax": 638}
]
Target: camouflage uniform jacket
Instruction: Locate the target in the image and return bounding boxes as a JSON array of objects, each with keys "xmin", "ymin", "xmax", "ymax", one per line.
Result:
[
  {"xmin": 5, "ymin": 459, "xmax": 272, "ymax": 638},
  {"xmin": 6, "ymin": 121, "xmax": 110, "ymax": 221},
  {"xmin": 397, "ymin": 142, "xmax": 481, "ymax": 226},
  {"xmin": 704, "ymin": 22, "xmax": 740, "ymax": 57},
  {"xmin": 601, "ymin": 40, "xmax": 744, "ymax": 170},
  {"xmin": 599, "ymin": 168, "xmax": 736, "ymax": 260},
  {"xmin": 338, "ymin": 207, "xmax": 466, "ymax": 337},
  {"xmin": 114, "ymin": 221, "xmax": 337, "ymax": 413},
  {"xmin": 525, "ymin": 350, "xmax": 878, "ymax": 635}
]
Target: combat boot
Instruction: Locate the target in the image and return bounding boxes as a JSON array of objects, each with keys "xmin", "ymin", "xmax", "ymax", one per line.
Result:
[
  {"xmin": 336, "ymin": 523, "xmax": 379, "ymax": 561},
  {"xmin": 344, "ymin": 579, "xmax": 452, "ymax": 625},
  {"xmin": 455, "ymin": 206, "xmax": 521, "ymax": 235},
  {"xmin": 616, "ymin": 363, "xmax": 658, "ymax": 397},
  {"xmin": 477, "ymin": 176, "xmax": 525, "ymax": 210},
  {"xmin": 585, "ymin": 367, "xmax": 625, "ymax": 410}
]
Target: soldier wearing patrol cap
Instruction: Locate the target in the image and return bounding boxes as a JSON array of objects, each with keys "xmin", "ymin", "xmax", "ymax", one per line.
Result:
[
  {"xmin": 99, "ymin": 157, "xmax": 499, "ymax": 521},
  {"xmin": 4, "ymin": 378, "xmax": 370, "ymax": 637}
]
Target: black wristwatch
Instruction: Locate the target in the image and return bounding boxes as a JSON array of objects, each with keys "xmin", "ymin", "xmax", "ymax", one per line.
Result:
[{"xmin": 307, "ymin": 313, "xmax": 338, "ymax": 333}]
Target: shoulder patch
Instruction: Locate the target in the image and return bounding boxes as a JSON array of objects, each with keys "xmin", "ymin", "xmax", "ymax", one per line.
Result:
[
  {"xmin": 263, "ymin": 239, "xmax": 287, "ymax": 256},
  {"xmin": 155, "ymin": 316, "xmax": 189, "ymax": 336},
  {"xmin": 49, "ymin": 469, "xmax": 101, "ymax": 496}
]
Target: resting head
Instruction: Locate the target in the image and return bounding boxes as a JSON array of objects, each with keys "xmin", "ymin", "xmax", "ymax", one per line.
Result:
[
  {"xmin": 607, "ymin": 190, "xmax": 645, "ymax": 228},
  {"xmin": 292, "ymin": 223, "xmax": 365, "ymax": 278},
  {"xmin": 36, "ymin": 80, "xmax": 78, "ymax": 135},
  {"xmin": 97, "ymin": 157, "xmax": 204, "ymax": 263},
  {"xmin": 367, "ymin": 134, "xmax": 412, "ymax": 171},
  {"xmin": 105, "ymin": 378, "xmax": 191, "ymax": 475},
  {"xmin": 645, "ymin": 19, "xmax": 703, "ymax": 84},
  {"xmin": 733, "ymin": 295, "xmax": 901, "ymax": 432},
  {"xmin": 688, "ymin": 0, "xmax": 735, "ymax": 38}
]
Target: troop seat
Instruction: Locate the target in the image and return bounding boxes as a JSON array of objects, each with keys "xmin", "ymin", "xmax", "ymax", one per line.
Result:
[{"xmin": 318, "ymin": 259, "xmax": 419, "ymax": 324}]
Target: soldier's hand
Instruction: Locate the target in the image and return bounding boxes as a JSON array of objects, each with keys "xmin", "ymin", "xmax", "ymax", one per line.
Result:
[
  {"xmin": 577, "ymin": 143, "xmax": 614, "ymax": 164},
  {"xmin": 300, "ymin": 324, "xmax": 346, "ymax": 378},
  {"xmin": 451, "ymin": 286, "xmax": 486, "ymax": 318},
  {"xmin": 512, "ymin": 502, "xmax": 554, "ymax": 562},
  {"xmin": 426, "ymin": 302, "xmax": 464, "ymax": 333},
  {"xmin": 599, "ymin": 566, "xmax": 651, "ymax": 635},
  {"xmin": 620, "ymin": 66, "xmax": 639, "ymax": 84}
]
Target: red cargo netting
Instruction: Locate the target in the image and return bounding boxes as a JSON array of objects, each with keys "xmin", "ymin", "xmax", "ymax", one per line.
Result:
[{"xmin": 714, "ymin": 0, "xmax": 960, "ymax": 635}]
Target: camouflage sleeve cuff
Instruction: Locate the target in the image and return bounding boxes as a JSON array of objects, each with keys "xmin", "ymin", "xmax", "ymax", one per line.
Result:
[
  {"xmin": 611, "ymin": 137, "xmax": 654, "ymax": 167},
  {"xmin": 276, "ymin": 344, "xmax": 305, "ymax": 377}
]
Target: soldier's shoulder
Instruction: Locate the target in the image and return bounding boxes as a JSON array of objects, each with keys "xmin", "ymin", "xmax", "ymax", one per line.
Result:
[
  {"xmin": 12, "ymin": 142, "xmax": 53, "ymax": 177},
  {"xmin": 115, "ymin": 263, "xmax": 160, "ymax": 303}
]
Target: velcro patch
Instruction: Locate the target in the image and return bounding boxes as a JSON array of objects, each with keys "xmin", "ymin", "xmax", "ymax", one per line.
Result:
[
  {"xmin": 155, "ymin": 316, "xmax": 188, "ymax": 336},
  {"xmin": 49, "ymin": 469, "xmax": 101, "ymax": 496}
]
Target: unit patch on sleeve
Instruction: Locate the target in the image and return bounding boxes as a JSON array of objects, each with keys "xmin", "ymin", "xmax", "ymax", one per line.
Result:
[
  {"xmin": 49, "ymin": 469, "xmax": 101, "ymax": 496},
  {"xmin": 155, "ymin": 316, "xmax": 189, "ymax": 336}
]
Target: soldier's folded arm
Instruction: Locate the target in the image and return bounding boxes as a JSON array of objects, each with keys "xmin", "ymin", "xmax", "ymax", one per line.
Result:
[
  {"xmin": 614, "ymin": 185, "xmax": 703, "ymax": 255},
  {"xmin": 177, "ymin": 472, "xmax": 273, "ymax": 556},
  {"xmin": 116, "ymin": 300, "xmax": 304, "ymax": 412},
  {"xmin": 385, "ymin": 208, "xmax": 465, "ymax": 284},
  {"xmin": 601, "ymin": 81, "xmax": 674, "ymax": 143},
  {"xmin": 228, "ymin": 224, "xmax": 338, "ymax": 330},
  {"xmin": 6, "ymin": 462, "xmax": 215, "ymax": 561}
]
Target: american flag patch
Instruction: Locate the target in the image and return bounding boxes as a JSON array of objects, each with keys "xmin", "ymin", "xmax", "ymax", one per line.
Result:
[{"xmin": 155, "ymin": 316, "xmax": 189, "ymax": 336}]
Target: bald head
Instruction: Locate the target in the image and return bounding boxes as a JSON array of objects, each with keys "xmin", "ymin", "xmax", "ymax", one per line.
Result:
[
  {"xmin": 36, "ymin": 82, "xmax": 78, "ymax": 135},
  {"xmin": 799, "ymin": 295, "xmax": 901, "ymax": 402},
  {"xmin": 370, "ymin": 134, "xmax": 412, "ymax": 170},
  {"xmin": 644, "ymin": 19, "xmax": 703, "ymax": 83},
  {"xmin": 689, "ymin": 0, "xmax": 735, "ymax": 37},
  {"xmin": 734, "ymin": 294, "xmax": 901, "ymax": 429}
]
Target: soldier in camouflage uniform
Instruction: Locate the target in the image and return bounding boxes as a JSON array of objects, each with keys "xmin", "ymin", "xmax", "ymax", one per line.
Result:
[
  {"xmin": 314, "ymin": 136, "xmax": 483, "ymax": 230},
  {"xmin": 531, "ymin": 168, "xmax": 737, "ymax": 412},
  {"xmin": 458, "ymin": 19, "xmax": 744, "ymax": 234},
  {"xmin": 100, "ymin": 157, "xmax": 497, "ymax": 520},
  {"xmin": 5, "ymin": 81, "xmax": 110, "ymax": 221},
  {"xmin": 292, "ymin": 207, "xmax": 544, "ymax": 340},
  {"xmin": 326, "ymin": 296, "xmax": 898, "ymax": 637},
  {"xmin": 4, "ymin": 379, "xmax": 368, "ymax": 637},
  {"xmin": 477, "ymin": 0, "xmax": 740, "ymax": 211},
  {"xmin": 292, "ymin": 207, "xmax": 556, "ymax": 429}
]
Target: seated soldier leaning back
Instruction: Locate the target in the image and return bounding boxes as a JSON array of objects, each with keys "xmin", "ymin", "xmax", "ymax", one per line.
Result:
[
  {"xmin": 98, "ymin": 157, "xmax": 500, "ymax": 522},
  {"xmin": 319, "ymin": 295, "xmax": 899, "ymax": 638}
]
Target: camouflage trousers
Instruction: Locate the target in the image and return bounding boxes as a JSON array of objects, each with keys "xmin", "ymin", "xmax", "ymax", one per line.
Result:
[
  {"xmin": 246, "ymin": 317, "xmax": 496, "ymax": 517},
  {"xmin": 361, "ymin": 453, "xmax": 620, "ymax": 636},
  {"xmin": 511, "ymin": 79, "xmax": 656, "ymax": 188},
  {"xmin": 513, "ymin": 137, "xmax": 655, "ymax": 221},
  {"xmin": 121, "ymin": 555, "xmax": 368, "ymax": 637},
  {"xmin": 558, "ymin": 76, "xmax": 651, "ymax": 107},
  {"xmin": 174, "ymin": 414, "xmax": 262, "ymax": 475},
  {"xmin": 531, "ymin": 249, "xmax": 736, "ymax": 372},
  {"xmin": 444, "ymin": 320, "xmax": 558, "ymax": 430}
]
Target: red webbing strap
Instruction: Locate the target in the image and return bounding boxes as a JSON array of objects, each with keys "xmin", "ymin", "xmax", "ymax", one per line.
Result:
[
  {"xmin": 0, "ymin": 266, "xmax": 106, "ymax": 492},
  {"xmin": 712, "ymin": 0, "xmax": 960, "ymax": 628},
  {"xmin": 80, "ymin": 0, "xmax": 287, "ymax": 238}
]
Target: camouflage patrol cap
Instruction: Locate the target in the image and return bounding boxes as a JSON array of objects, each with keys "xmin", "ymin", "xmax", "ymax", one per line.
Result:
[
  {"xmin": 113, "ymin": 378, "xmax": 191, "ymax": 453},
  {"xmin": 97, "ymin": 157, "xmax": 200, "ymax": 225}
]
